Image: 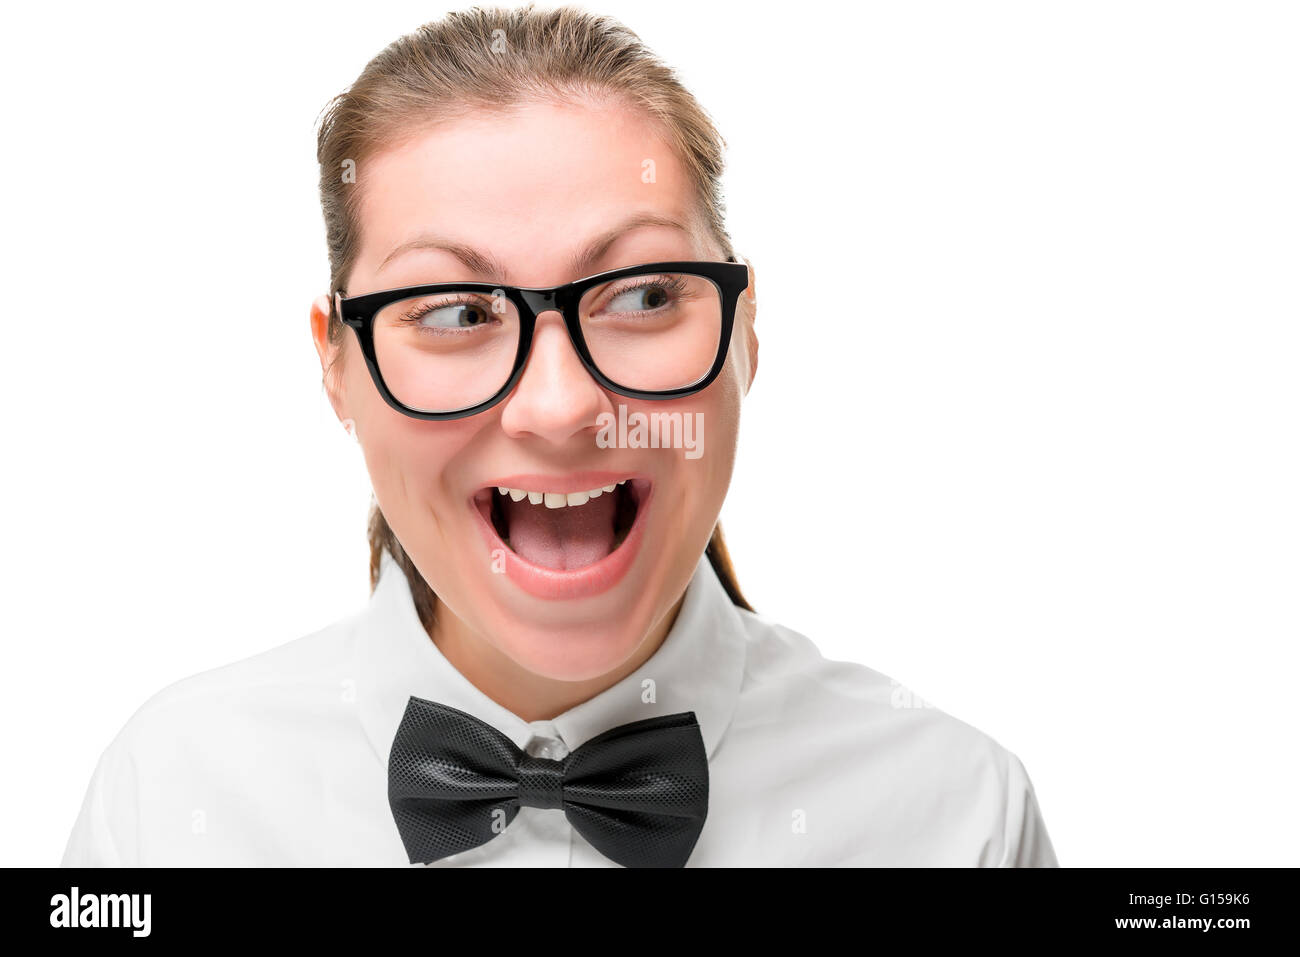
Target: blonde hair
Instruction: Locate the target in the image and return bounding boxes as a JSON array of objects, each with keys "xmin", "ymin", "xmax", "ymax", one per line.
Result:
[{"xmin": 314, "ymin": 3, "xmax": 752, "ymax": 626}]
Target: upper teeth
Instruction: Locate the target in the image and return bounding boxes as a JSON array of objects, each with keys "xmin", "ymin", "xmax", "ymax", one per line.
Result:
[{"xmin": 496, "ymin": 480, "xmax": 625, "ymax": 509}]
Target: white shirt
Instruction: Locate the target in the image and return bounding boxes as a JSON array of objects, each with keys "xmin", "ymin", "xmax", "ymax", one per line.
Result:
[{"xmin": 60, "ymin": 549, "xmax": 1058, "ymax": 867}]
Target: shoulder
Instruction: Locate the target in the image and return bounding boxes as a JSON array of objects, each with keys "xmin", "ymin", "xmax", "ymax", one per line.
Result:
[
  {"xmin": 61, "ymin": 608, "xmax": 366, "ymax": 866},
  {"xmin": 732, "ymin": 604, "xmax": 1001, "ymax": 755},
  {"xmin": 112, "ymin": 608, "xmax": 364, "ymax": 759},
  {"xmin": 721, "ymin": 607, "xmax": 1057, "ymax": 865}
]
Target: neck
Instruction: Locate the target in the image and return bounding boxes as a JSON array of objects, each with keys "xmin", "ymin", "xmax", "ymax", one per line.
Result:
[{"xmin": 428, "ymin": 597, "xmax": 685, "ymax": 723}]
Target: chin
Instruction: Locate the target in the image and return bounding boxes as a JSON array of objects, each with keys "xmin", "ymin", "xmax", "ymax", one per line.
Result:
[{"xmin": 486, "ymin": 612, "xmax": 655, "ymax": 682}]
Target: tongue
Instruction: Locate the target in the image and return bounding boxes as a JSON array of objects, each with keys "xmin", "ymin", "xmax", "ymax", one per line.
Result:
[{"xmin": 502, "ymin": 492, "xmax": 618, "ymax": 570}]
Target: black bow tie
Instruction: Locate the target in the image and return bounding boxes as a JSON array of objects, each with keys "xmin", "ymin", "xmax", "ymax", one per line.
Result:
[{"xmin": 387, "ymin": 696, "xmax": 710, "ymax": 868}]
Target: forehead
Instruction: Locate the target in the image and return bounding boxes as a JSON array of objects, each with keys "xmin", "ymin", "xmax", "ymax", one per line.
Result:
[{"xmin": 352, "ymin": 96, "xmax": 704, "ymax": 286}]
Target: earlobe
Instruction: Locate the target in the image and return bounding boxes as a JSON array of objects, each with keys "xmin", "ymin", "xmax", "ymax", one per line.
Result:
[
  {"xmin": 311, "ymin": 293, "xmax": 350, "ymax": 423},
  {"xmin": 744, "ymin": 327, "xmax": 759, "ymax": 395},
  {"xmin": 311, "ymin": 294, "xmax": 333, "ymax": 366}
]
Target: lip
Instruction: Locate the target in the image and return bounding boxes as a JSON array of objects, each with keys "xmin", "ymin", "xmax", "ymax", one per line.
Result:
[{"xmin": 468, "ymin": 473, "xmax": 654, "ymax": 600}]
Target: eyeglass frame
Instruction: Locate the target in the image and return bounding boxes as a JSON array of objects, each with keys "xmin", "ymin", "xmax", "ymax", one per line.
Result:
[{"xmin": 334, "ymin": 256, "xmax": 750, "ymax": 421}]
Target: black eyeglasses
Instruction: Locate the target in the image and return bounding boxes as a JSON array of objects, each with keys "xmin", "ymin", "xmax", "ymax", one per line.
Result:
[{"xmin": 334, "ymin": 257, "xmax": 749, "ymax": 420}]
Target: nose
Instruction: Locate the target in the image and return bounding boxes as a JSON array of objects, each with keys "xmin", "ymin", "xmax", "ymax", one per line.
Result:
[{"xmin": 498, "ymin": 308, "xmax": 612, "ymax": 445}]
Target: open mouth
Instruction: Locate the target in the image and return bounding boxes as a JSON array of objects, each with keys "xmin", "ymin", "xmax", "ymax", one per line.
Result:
[{"xmin": 471, "ymin": 477, "xmax": 651, "ymax": 572}]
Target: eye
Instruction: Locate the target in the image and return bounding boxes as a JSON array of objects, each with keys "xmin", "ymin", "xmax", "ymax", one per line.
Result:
[
  {"xmin": 608, "ymin": 284, "xmax": 669, "ymax": 313},
  {"xmin": 402, "ymin": 298, "xmax": 494, "ymax": 330},
  {"xmin": 597, "ymin": 276, "xmax": 688, "ymax": 316}
]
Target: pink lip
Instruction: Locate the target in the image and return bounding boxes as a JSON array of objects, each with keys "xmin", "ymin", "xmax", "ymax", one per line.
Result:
[{"xmin": 468, "ymin": 474, "xmax": 653, "ymax": 601}]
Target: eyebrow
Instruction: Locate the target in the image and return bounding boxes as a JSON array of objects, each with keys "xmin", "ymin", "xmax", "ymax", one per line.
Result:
[{"xmin": 376, "ymin": 212, "xmax": 696, "ymax": 282}]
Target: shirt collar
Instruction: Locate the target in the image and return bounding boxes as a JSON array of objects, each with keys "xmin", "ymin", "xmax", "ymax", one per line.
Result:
[{"xmin": 354, "ymin": 549, "xmax": 748, "ymax": 763}]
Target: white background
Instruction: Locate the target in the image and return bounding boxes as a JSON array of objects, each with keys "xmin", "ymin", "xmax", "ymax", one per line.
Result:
[{"xmin": 2, "ymin": 0, "xmax": 1296, "ymax": 866}]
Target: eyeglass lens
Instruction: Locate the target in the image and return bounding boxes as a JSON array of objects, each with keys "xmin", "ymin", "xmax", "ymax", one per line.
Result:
[{"xmin": 370, "ymin": 271, "xmax": 723, "ymax": 413}]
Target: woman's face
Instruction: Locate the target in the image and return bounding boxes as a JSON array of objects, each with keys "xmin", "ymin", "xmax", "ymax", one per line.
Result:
[{"xmin": 313, "ymin": 96, "xmax": 756, "ymax": 683}]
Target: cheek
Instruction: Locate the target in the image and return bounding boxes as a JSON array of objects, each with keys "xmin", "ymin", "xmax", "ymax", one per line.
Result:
[
  {"xmin": 697, "ymin": 361, "xmax": 744, "ymax": 474},
  {"xmin": 663, "ymin": 373, "xmax": 742, "ymax": 544},
  {"xmin": 343, "ymin": 346, "xmax": 480, "ymax": 509},
  {"xmin": 354, "ymin": 410, "xmax": 485, "ymax": 546}
]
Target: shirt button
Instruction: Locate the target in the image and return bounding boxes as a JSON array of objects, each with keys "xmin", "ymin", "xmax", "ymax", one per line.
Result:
[
  {"xmin": 525, "ymin": 722, "xmax": 568, "ymax": 760},
  {"xmin": 527, "ymin": 738, "xmax": 561, "ymax": 759}
]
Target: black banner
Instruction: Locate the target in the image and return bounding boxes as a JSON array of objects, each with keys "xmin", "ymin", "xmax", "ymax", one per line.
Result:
[{"xmin": 3, "ymin": 866, "xmax": 1287, "ymax": 943}]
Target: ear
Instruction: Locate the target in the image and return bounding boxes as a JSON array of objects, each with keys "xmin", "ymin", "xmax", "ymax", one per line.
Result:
[
  {"xmin": 739, "ymin": 255, "xmax": 758, "ymax": 394},
  {"xmin": 310, "ymin": 293, "xmax": 349, "ymax": 422}
]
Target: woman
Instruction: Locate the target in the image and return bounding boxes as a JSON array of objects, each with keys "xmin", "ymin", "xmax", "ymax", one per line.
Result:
[{"xmin": 61, "ymin": 4, "xmax": 1057, "ymax": 867}]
